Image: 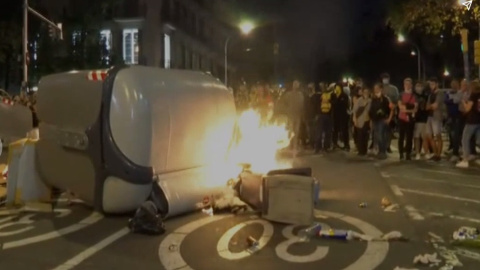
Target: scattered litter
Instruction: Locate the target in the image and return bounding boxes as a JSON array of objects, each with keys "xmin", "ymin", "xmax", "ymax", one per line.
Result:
[
  {"xmin": 246, "ymin": 236, "xmax": 260, "ymax": 254},
  {"xmin": 348, "ymin": 231, "xmax": 374, "ymax": 241},
  {"xmin": 393, "ymin": 267, "xmax": 419, "ymax": 270},
  {"xmin": 428, "ymin": 232, "xmax": 444, "ymax": 243},
  {"xmin": 168, "ymin": 244, "xmax": 178, "ymax": 252},
  {"xmin": 318, "ymin": 228, "xmax": 349, "ymax": 240},
  {"xmin": 128, "ymin": 201, "xmax": 165, "ymax": 235},
  {"xmin": 452, "ymin": 226, "xmax": 480, "ymax": 249},
  {"xmin": 381, "ymin": 197, "xmax": 392, "ymax": 208},
  {"xmin": 413, "ymin": 253, "xmax": 441, "ymax": 265},
  {"xmin": 298, "ymin": 223, "xmax": 323, "ymax": 241},
  {"xmin": 384, "ymin": 203, "xmax": 400, "ymax": 212},
  {"xmin": 359, "ymin": 202, "xmax": 368, "ymax": 208},
  {"xmin": 439, "ymin": 265, "xmax": 454, "ymax": 270},
  {"xmin": 382, "ymin": 231, "xmax": 409, "ymax": 241}
]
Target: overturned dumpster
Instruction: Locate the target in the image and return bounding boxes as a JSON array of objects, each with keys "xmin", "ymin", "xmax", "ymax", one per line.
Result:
[{"xmin": 35, "ymin": 66, "xmax": 237, "ymax": 216}]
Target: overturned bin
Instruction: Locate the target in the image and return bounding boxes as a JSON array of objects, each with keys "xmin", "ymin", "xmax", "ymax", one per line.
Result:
[{"xmin": 35, "ymin": 66, "xmax": 237, "ymax": 216}]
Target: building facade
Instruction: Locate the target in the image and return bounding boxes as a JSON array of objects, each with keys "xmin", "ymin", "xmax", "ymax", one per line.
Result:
[{"xmin": 41, "ymin": 0, "xmax": 237, "ymax": 82}]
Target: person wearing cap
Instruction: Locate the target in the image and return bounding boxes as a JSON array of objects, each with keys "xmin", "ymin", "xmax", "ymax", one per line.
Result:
[
  {"xmin": 425, "ymin": 77, "xmax": 446, "ymax": 161},
  {"xmin": 380, "ymin": 73, "xmax": 399, "ymax": 153}
]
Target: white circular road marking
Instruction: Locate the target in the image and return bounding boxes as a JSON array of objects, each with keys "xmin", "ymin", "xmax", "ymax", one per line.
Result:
[{"xmin": 158, "ymin": 210, "xmax": 389, "ymax": 270}]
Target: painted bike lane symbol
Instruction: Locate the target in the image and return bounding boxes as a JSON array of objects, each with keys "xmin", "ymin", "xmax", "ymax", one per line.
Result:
[
  {"xmin": 0, "ymin": 208, "xmax": 71, "ymax": 237},
  {"xmin": 159, "ymin": 210, "xmax": 389, "ymax": 270}
]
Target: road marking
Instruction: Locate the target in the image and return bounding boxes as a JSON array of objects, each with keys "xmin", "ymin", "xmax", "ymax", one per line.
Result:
[
  {"xmin": 158, "ymin": 210, "xmax": 388, "ymax": 270},
  {"xmin": 217, "ymin": 219, "xmax": 274, "ymax": 260},
  {"xmin": 390, "ymin": 185, "xmax": 403, "ymax": 196},
  {"xmin": 404, "ymin": 205, "xmax": 424, "ymax": 220},
  {"xmin": 380, "ymin": 172, "xmax": 390, "ymax": 178},
  {"xmin": 417, "ymin": 168, "xmax": 480, "ymax": 178},
  {"xmin": 399, "ymin": 188, "xmax": 480, "ymax": 205},
  {"xmin": 275, "ymin": 225, "xmax": 329, "ymax": 263},
  {"xmin": 51, "ymin": 227, "xmax": 129, "ymax": 270},
  {"xmin": 389, "ymin": 174, "xmax": 480, "ymax": 189},
  {"xmin": 1, "ymin": 212, "xmax": 103, "ymax": 250}
]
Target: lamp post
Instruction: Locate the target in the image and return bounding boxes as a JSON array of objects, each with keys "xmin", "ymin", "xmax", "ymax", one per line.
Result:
[
  {"xmin": 398, "ymin": 34, "xmax": 422, "ymax": 81},
  {"xmin": 224, "ymin": 21, "xmax": 254, "ymax": 86}
]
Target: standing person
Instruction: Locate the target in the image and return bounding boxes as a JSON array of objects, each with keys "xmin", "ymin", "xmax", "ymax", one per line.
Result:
[
  {"xmin": 353, "ymin": 86, "xmax": 371, "ymax": 156},
  {"xmin": 459, "ymin": 79, "xmax": 478, "ymax": 160},
  {"xmin": 424, "ymin": 77, "xmax": 446, "ymax": 161},
  {"xmin": 315, "ymin": 83, "xmax": 336, "ymax": 153},
  {"xmin": 456, "ymin": 80, "xmax": 480, "ymax": 168},
  {"xmin": 305, "ymin": 83, "xmax": 317, "ymax": 149},
  {"xmin": 352, "ymin": 84, "xmax": 364, "ymax": 149},
  {"xmin": 332, "ymin": 81, "xmax": 351, "ymax": 151},
  {"xmin": 283, "ymin": 80, "xmax": 305, "ymax": 154},
  {"xmin": 413, "ymin": 81, "xmax": 429, "ymax": 160},
  {"xmin": 445, "ymin": 79, "xmax": 463, "ymax": 161},
  {"xmin": 397, "ymin": 78, "xmax": 418, "ymax": 160},
  {"xmin": 369, "ymin": 83, "xmax": 393, "ymax": 160},
  {"xmin": 381, "ymin": 73, "xmax": 400, "ymax": 153}
]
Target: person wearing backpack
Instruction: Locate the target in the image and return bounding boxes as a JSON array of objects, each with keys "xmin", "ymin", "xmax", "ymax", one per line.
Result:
[
  {"xmin": 397, "ymin": 78, "xmax": 418, "ymax": 160},
  {"xmin": 315, "ymin": 83, "xmax": 336, "ymax": 153},
  {"xmin": 369, "ymin": 83, "xmax": 394, "ymax": 159}
]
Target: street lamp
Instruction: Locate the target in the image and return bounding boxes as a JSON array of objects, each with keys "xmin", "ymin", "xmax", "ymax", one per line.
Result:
[
  {"xmin": 224, "ymin": 21, "xmax": 255, "ymax": 86},
  {"xmin": 444, "ymin": 69, "xmax": 450, "ymax": 77},
  {"xmin": 397, "ymin": 34, "xmax": 422, "ymax": 81}
]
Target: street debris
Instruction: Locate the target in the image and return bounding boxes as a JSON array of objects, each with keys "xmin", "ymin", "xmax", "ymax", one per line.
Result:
[
  {"xmin": 454, "ymin": 247, "xmax": 480, "ymax": 262},
  {"xmin": 381, "ymin": 197, "xmax": 392, "ymax": 208},
  {"xmin": 451, "ymin": 226, "xmax": 480, "ymax": 249},
  {"xmin": 384, "ymin": 203, "xmax": 400, "ymax": 212},
  {"xmin": 413, "ymin": 253, "xmax": 441, "ymax": 266},
  {"xmin": 393, "ymin": 267, "xmax": 418, "ymax": 270},
  {"xmin": 128, "ymin": 201, "xmax": 165, "ymax": 235},
  {"xmin": 381, "ymin": 231, "xmax": 408, "ymax": 241},
  {"xmin": 246, "ymin": 236, "xmax": 260, "ymax": 253},
  {"xmin": 427, "ymin": 233, "xmax": 463, "ymax": 269},
  {"xmin": 359, "ymin": 202, "xmax": 367, "ymax": 208}
]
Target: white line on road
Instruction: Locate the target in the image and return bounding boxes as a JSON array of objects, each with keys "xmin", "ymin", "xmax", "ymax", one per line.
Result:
[
  {"xmin": 389, "ymin": 174, "xmax": 480, "ymax": 189},
  {"xmin": 2, "ymin": 212, "xmax": 103, "ymax": 250},
  {"xmin": 390, "ymin": 185, "xmax": 403, "ymax": 196},
  {"xmin": 417, "ymin": 168, "xmax": 480, "ymax": 178},
  {"xmin": 427, "ymin": 212, "xmax": 480, "ymax": 224},
  {"xmin": 404, "ymin": 205, "xmax": 425, "ymax": 220},
  {"xmin": 399, "ymin": 188, "xmax": 480, "ymax": 205},
  {"xmin": 51, "ymin": 227, "xmax": 129, "ymax": 270}
]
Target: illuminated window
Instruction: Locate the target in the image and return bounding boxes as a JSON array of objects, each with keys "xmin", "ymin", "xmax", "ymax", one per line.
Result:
[
  {"xmin": 164, "ymin": 34, "xmax": 171, "ymax": 68},
  {"xmin": 122, "ymin": 28, "xmax": 139, "ymax": 64}
]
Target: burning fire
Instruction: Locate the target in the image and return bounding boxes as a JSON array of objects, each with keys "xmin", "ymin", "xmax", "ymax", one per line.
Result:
[{"xmin": 226, "ymin": 109, "xmax": 292, "ymax": 174}]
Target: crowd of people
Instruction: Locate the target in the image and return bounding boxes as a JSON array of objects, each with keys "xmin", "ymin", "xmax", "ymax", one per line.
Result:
[{"xmin": 234, "ymin": 72, "xmax": 480, "ymax": 169}]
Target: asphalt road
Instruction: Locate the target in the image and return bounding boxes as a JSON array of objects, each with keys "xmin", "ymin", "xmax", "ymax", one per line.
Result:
[{"xmin": 1, "ymin": 142, "xmax": 480, "ymax": 270}]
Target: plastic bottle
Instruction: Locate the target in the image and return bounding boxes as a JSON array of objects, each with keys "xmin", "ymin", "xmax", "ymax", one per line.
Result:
[{"xmin": 298, "ymin": 223, "xmax": 322, "ymax": 239}]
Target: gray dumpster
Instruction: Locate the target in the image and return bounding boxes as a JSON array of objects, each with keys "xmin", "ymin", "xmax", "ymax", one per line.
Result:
[{"xmin": 36, "ymin": 66, "xmax": 237, "ymax": 215}]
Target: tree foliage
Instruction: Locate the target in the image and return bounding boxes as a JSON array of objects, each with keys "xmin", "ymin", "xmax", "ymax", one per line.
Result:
[{"xmin": 387, "ymin": 0, "xmax": 480, "ymax": 35}]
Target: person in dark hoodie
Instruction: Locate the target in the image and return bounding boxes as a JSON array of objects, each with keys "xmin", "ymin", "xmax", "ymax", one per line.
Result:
[
  {"xmin": 369, "ymin": 83, "xmax": 394, "ymax": 159},
  {"xmin": 332, "ymin": 81, "xmax": 351, "ymax": 151},
  {"xmin": 445, "ymin": 79, "xmax": 462, "ymax": 161}
]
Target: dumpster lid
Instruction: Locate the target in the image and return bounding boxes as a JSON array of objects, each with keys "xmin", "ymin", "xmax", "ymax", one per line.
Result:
[
  {"xmin": 2, "ymin": 97, "xmax": 15, "ymax": 106},
  {"xmin": 87, "ymin": 69, "xmax": 109, "ymax": 81}
]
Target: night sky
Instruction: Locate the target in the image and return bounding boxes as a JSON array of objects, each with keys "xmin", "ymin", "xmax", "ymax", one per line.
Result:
[{"xmin": 235, "ymin": 0, "xmax": 390, "ymax": 82}]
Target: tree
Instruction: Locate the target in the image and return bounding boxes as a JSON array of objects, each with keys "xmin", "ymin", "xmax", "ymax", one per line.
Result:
[{"xmin": 387, "ymin": 0, "xmax": 480, "ymax": 36}]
